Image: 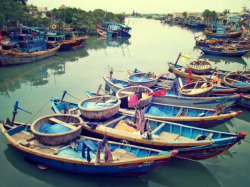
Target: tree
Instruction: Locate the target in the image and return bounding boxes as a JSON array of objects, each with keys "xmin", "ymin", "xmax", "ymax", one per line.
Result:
[{"xmin": 183, "ymin": 12, "xmax": 187, "ymax": 19}]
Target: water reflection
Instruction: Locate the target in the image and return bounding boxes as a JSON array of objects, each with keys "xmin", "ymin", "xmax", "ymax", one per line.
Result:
[
  {"xmin": 4, "ymin": 143, "xmax": 222, "ymax": 187},
  {"xmin": 0, "ymin": 47, "xmax": 89, "ymax": 93},
  {"xmin": 4, "ymin": 144, "xmax": 147, "ymax": 187},
  {"xmin": 199, "ymin": 54, "xmax": 247, "ymax": 66}
]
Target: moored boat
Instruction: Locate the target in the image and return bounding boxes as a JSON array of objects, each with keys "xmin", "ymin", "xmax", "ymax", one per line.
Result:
[
  {"xmin": 116, "ymin": 86, "xmax": 153, "ymax": 108},
  {"xmin": 224, "ymin": 73, "xmax": 250, "ymax": 93},
  {"xmin": 78, "ymin": 96, "xmax": 121, "ymax": 120},
  {"xmin": 0, "ymin": 25, "xmax": 60, "ymax": 65},
  {"xmin": 0, "ymin": 120, "xmax": 177, "ymax": 176},
  {"xmin": 180, "ymin": 81, "xmax": 213, "ymax": 97},
  {"xmin": 127, "ymin": 72, "xmax": 159, "ymax": 87},
  {"xmin": 52, "ymin": 95, "xmax": 242, "ymax": 129},
  {"xmin": 78, "ymin": 114, "xmax": 247, "ymax": 160},
  {"xmin": 188, "ymin": 60, "xmax": 212, "ymax": 74},
  {"xmin": 200, "ymin": 47, "xmax": 248, "ymax": 57}
]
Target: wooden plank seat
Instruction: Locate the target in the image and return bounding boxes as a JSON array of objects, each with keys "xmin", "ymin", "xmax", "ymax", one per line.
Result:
[
  {"xmin": 49, "ymin": 117, "xmax": 77, "ymax": 130},
  {"xmin": 111, "ymin": 148, "xmax": 138, "ymax": 162},
  {"xmin": 158, "ymin": 132, "xmax": 195, "ymax": 141},
  {"xmin": 12, "ymin": 131, "xmax": 34, "ymax": 142}
]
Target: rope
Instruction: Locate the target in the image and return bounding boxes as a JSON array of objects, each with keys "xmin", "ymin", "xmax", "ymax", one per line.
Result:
[
  {"xmin": 173, "ymin": 155, "xmax": 250, "ymax": 171},
  {"xmin": 26, "ymin": 99, "xmax": 51, "ymax": 124}
]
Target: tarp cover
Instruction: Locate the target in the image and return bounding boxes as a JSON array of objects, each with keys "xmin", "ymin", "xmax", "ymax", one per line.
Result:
[{"xmin": 81, "ymin": 101, "xmax": 115, "ymax": 109}]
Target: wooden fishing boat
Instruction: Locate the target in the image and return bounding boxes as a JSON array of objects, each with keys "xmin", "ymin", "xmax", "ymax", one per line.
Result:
[
  {"xmin": 0, "ymin": 46, "xmax": 60, "ymax": 65},
  {"xmin": 0, "ymin": 26, "xmax": 60, "ymax": 65},
  {"xmin": 224, "ymin": 73, "xmax": 250, "ymax": 93},
  {"xmin": 79, "ymin": 114, "xmax": 247, "ymax": 160},
  {"xmin": 180, "ymin": 81, "xmax": 213, "ymax": 97},
  {"xmin": 204, "ymin": 25, "xmax": 243, "ymax": 38},
  {"xmin": 46, "ymin": 28, "xmax": 89, "ymax": 51},
  {"xmin": 31, "ymin": 114, "xmax": 83, "ymax": 146},
  {"xmin": 188, "ymin": 60, "xmax": 212, "ymax": 74},
  {"xmin": 78, "ymin": 96, "xmax": 121, "ymax": 120},
  {"xmin": 127, "ymin": 72, "xmax": 158, "ymax": 87},
  {"xmin": 0, "ymin": 122, "xmax": 177, "ymax": 176},
  {"xmin": 116, "ymin": 86, "xmax": 153, "ymax": 108},
  {"xmin": 237, "ymin": 94, "xmax": 250, "ymax": 109},
  {"xmin": 96, "ymin": 22, "xmax": 131, "ymax": 38},
  {"xmin": 199, "ymin": 47, "xmax": 248, "ymax": 57},
  {"xmin": 195, "ymin": 37, "xmax": 223, "ymax": 46},
  {"xmin": 120, "ymin": 102, "xmax": 242, "ymax": 128},
  {"xmin": 52, "ymin": 95, "xmax": 242, "ymax": 129},
  {"xmin": 103, "ymin": 75, "xmax": 172, "ymax": 94},
  {"xmin": 168, "ymin": 62, "xmax": 210, "ymax": 81}
]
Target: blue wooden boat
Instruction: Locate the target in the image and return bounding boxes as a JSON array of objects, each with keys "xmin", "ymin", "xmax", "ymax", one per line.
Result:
[
  {"xmin": 0, "ymin": 25, "xmax": 60, "ymax": 65},
  {"xmin": 237, "ymin": 94, "xmax": 250, "ymax": 109},
  {"xmin": 76, "ymin": 114, "xmax": 247, "ymax": 160},
  {"xmin": 49, "ymin": 97, "xmax": 247, "ymax": 160},
  {"xmin": 199, "ymin": 47, "xmax": 248, "ymax": 57},
  {"xmin": 204, "ymin": 22, "xmax": 243, "ymax": 38},
  {"xmin": 0, "ymin": 120, "xmax": 176, "ymax": 176},
  {"xmin": 46, "ymin": 28, "xmax": 89, "ymax": 51},
  {"xmin": 103, "ymin": 72, "xmax": 242, "ymax": 109},
  {"xmin": 97, "ymin": 22, "xmax": 131, "ymax": 38},
  {"xmin": 51, "ymin": 96, "xmax": 242, "ymax": 129}
]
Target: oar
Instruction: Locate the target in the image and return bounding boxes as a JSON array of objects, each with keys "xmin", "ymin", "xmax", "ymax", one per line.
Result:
[{"xmin": 11, "ymin": 101, "xmax": 32, "ymax": 126}]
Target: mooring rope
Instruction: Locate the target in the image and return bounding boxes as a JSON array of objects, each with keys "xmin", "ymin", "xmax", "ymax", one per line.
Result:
[
  {"xmin": 173, "ymin": 154, "xmax": 250, "ymax": 171},
  {"xmin": 26, "ymin": 99, "xmax": 51, "ymax": 124}
]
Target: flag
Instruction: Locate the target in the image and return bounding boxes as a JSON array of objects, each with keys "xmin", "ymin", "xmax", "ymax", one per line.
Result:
[
  {"xmin": 217, "ymin": 78, "xmax": 221, "ymax": 87},
  {"xmin": 215, "ymin": 99, "xmax": 228, "ymax": 115},
  {"xmin": 129, "ymin": 94, "xmax": 138, "ymax": 106},
  {"xmin": 186, "ymin": 67, "xmax": 192, "ymax": 85},
  {"xmin": 154, "ymin": 89, "xmax": 167, "ymax": 97},
  {"xmin": 182, "ymin": 54, "xmax": 190, "ymax": 62}
]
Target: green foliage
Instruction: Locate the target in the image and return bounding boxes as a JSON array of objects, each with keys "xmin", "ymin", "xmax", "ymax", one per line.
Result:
[
  {"xmin": 202, "ymin": 9, "xmax": 218, "ymax": 22},
  {"xmin": 0, "ymin": 1, "xmax": 125, "ymax": 36}
]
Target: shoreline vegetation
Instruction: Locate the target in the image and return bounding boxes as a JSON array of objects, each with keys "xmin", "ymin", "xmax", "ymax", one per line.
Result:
[{"xmin": 0, "ymin": 0, "xmax": 125, "ymax": 36}]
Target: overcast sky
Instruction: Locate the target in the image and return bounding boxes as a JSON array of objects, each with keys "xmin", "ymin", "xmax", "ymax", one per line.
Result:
[{"xmin": 28, "ymin": 0, "xmax": 249, "ymax": 14}]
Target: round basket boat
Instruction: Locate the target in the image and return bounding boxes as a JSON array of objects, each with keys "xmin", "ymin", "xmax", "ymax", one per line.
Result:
[
  {"xmin": 127, "ymin": 72, "xmax": 158, "ymax": 87},
  {"xmin": 116, "ymin": 86, "xmax": 153, "ymax": 108},
  {"xmin": 188, "ymin": 60, "xmax": 212, "ymax": 74},
  {"xmin": 224, "ymin": 73, "xmax": 250, "ymax": 93},
  {"xmin": 78, "ymin": 96, "xmax": 121, "ymax": 120},
  {"xmin": 180, "ymin": 81, "xmax": 213, "ymax": 97},
  {"xmin": 31, "ymin": 114, "xmax": 83, "ymax": 146}
]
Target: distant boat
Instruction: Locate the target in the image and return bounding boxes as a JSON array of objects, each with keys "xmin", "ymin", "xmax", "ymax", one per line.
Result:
[
  {"xmin": 96, "ymin": 18, "xmax": 131, "ymax": 38},
  {"xmin": 200, "ymin": 47, "xmax": 248, "ymax": 57},
  {"xmin": 0, "ymin": 119, "xmax": 176, "ymax": 176},
  {"xmin": 46, "ymin": 28, "xmax": 89, "ymax": 51},
  {"xmin": 204, "ymin": 23, "xmax": 244, "ymax": 38},
  {"xmin": 0, "ymin": 25, "xmax": 60, "ymax": 65}
]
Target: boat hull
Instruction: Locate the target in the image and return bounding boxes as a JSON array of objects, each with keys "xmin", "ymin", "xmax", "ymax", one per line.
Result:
[
  {"xmin": 0, "ymin": 46, "xmax": 60, "ymax": 65},
  {"xmin": 152, "ymin": 94, "xmax": 240, "ymax": 109}
]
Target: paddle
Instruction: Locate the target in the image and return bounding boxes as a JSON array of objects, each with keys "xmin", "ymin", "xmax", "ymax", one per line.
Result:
[{"xmin": 11, "ymin": 101, "xmax": 32, "ymax": 126}]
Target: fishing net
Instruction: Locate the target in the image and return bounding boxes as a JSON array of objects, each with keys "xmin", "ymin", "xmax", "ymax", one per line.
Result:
[
  {"xmin": 57, "ymin": 147, "xmax": 96, "ymax": 160},
  {"xmin": 38, "ymin": 123, "xmax": 71, "ymax": 134},
  {"xmin": 81, "ymin": 101, "xmax": 115, "ymax": 109},
  {"xmin": 233, "ymin": 82, "xmax": 249, "ymax": 87}
]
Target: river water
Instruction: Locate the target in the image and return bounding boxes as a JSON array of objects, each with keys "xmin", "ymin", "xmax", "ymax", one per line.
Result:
[{"xmin": 0, "ymin": 18, "xmax": 250, "ymax": 187}]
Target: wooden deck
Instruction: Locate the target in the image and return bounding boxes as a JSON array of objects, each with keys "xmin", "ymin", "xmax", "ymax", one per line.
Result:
[{"xmin": 159, "ymin": 132, "xmax": 195, "ymax": 142}]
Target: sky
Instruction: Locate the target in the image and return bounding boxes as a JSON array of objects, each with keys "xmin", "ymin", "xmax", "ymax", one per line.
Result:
[{"xmin": 27, "ymin": 0, "xmax": 249, "ymax": 14}]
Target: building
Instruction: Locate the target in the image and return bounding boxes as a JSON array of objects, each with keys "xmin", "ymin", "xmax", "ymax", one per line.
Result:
[{"xmin": 37, "ymin": 7, "xmax": 47, "ymax": 12}]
